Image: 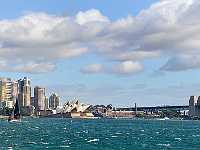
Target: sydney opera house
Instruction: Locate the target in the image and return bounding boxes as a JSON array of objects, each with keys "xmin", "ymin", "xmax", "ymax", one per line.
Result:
[
  {"xmin": 62, "ymin": 100, "xmax": 91, "ymax": 113},
  {"xmin": 47, "ymin": 100, "xmax": 94, "ymax": 118}
]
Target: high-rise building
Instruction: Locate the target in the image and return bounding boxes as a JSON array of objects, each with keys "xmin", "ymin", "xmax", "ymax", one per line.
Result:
[
  {"xmin": 11, "ymin": 80, "xmax": 18, "ymax": 100},
  {"xmin": 0, "ymin": 78, "xmax": 13, "ymax": 108},
  {"xmin": 49, "ymin": 93, "xmax": 59, "ymax": 110},
  {"xmin": 189, "ymin": 96, "xmax": 199, "ymax": 116},
  {"xmin": 0, "ymin": 79, "xmax": 6, "ymax": 104},
  {"xmin": 18, "ymin": 77, "xmax": 31, "ymax": 107},
  {"xmin": 30, "ymin": 97, "xmax": 35, "ymax": 106},
  {"xmin": 45, "ymin": 96, "xmax": 49, "ymax": 110},
  {"xmin": 34, "ymin": 86, "xmax": 45, "ymax": 110}
]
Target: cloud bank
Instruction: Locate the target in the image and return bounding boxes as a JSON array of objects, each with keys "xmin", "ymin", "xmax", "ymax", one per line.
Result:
[
  {"xmin": 0, "ymin": 0, "xmax": 200, "ymax": 74},
  {"xmin": 81, "ymin": 61, "xmax": 143, "ymax": 75}
]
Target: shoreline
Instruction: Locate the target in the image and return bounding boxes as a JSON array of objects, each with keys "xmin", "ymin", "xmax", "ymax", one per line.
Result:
[{"xmin": 0, "ymin": 115, "xmax": 197, "ymax": 121}]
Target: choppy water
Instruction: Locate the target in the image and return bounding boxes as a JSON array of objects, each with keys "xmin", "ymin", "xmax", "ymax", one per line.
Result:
[{"xmin": 0, "ymin": 118, "xmax": 200, "ymax": 149}]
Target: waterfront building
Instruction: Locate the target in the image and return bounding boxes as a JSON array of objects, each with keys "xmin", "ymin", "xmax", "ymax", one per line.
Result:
[
  {"xmin": 62, "ymin": 100, "xmax": 90, "ymax": 113},
  {"xmin": 49, "ymin": 93, "xmax": 59, "ymax": 110},
  {"xmin": 34, "ymin": 86, "xmax": 45, "ymax": 110},
  {"xmin": 0, "ymin": 78, "xmax": 13, "ymax": 108},
  {"xmin": 46, "ymin": 100, "xmax": 94, "ymax": 118},
  {"xmin": 189, "ymin": 96, "xmax": 200, "ymax": 117},
  {"xmin": 45, "ymin": 96, "xmax": 49, "ymax": 110},
  {"xmin": 18, "ymin": 77, "xmax": 31, "ymax": 107},
  {"xmin": 11, "ymin": 81, "xmax": 18, "ymax": 100},
  {"xmin": 30, "ymin": 97, "xmax": 35, "ymax": 106},
  {"xmin": 4, "ymin": 100, "xmax": 14, "ymax": 109}
]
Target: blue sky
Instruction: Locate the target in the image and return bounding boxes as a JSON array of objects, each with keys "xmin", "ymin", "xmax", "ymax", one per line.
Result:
[
  {"xmin": 0, "ymin": 0, "xmax": 158, "ymax": 19},
  {"xmin": 0, "ymin": 0, "xmax": 200, "ymax": 106}
]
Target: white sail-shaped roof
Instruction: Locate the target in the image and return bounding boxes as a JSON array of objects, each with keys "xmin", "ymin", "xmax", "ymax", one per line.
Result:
[{"xmin": 62, "ymin": 100, "xmax": 90, "ymax": 113}]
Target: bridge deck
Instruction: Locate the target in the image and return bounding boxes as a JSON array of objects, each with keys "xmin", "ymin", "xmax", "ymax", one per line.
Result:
[{"xmin": 116, "ymin": 105, "xmax": 189, "ymax": 111}]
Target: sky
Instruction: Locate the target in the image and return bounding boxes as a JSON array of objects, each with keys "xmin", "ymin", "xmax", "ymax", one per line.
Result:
[{"xmin": 0, "ymin": 0, "xmax": 200, "ymax": 107}]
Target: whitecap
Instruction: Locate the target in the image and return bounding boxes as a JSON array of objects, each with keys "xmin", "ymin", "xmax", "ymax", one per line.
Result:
[
  {"xmin": 115, "ymin": 132, "xmax": 122, "ymax": 135},
  {"xmin": 8, "ymin": 147, "xmax": 13, "ymax": 150},
  {"xmin": 157, "ymin": 144, "xmax": 170, "ymax": 147},
  {"xmin": 60, "ymin": 145, "xmax": 70, "ymax": 148},
  {"xmin": 28, "ymin": 141, "xmax": 37, "ymax": 145},
  {"xmin": 111, "ymin": 135, "xmax": 118, "ymax": 138},
  {"xmin": 87, "ymin": 139, "xmax": 99, "ymax": 143},
  {"xmin": 41, "ymin": 142, "xmax": 49, "ymax": 145},
  {"xmin": 175, "ymin": 138, "xmax": 181, "ymax": 141}
]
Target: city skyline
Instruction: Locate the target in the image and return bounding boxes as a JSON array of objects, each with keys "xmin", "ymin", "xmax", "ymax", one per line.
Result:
[
  {"xmin": 0, "ymin": 0, "xmax": 200, "ymax": 106},
  {"xmin": 0, "ymin": 76, "xmax": 61, "ymax": 112}
]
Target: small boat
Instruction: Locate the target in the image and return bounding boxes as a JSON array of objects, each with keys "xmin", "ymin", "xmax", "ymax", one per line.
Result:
[
  {"xmin": 157, "ymin": 117, "xmax": 170, "ymax": 121},
  {"xmin": 8, "ymin": 98, "xmax": 21, "ymax": 122}
]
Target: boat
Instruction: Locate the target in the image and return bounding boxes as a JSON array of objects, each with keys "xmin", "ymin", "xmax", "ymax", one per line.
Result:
[
  {"xmin": 8, "ymin": 98, "xmax": 21, "ymax": 122},
  {"xmin": 157, "ymin": 117, "xmax": 170, "ymax": 121}
]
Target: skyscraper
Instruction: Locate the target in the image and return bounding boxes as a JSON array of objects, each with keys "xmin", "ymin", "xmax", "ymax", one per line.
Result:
[
  {"xmin": 49, "ymin": 93, "xmax": 59, "ymax": 110},
  {"xmin": 18, "ymin": 77, "xmax": 31, "ymax": 107},
  {"xmin": 0, "ymin": 77, "xmax": 13, "ymax": 108},
  {"xmin": 34, "ymin": 86, "xmax": 45, "ymax": 110},
  {"xmin": 30, "ymin": 97, "xmax": 35, "ymax": 106},
  {"xmin": 45, "ymin": 96, "xmax": 49, "ymax": 110},
  {"xmin": 11, "ymin": 80, "xmax": 18, "ymax": 100}
]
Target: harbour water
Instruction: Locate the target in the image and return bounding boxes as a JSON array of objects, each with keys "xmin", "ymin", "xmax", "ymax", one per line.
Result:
[{"xmin": 0, "ymin": 118, "xmax": 200, "ymax": 149}]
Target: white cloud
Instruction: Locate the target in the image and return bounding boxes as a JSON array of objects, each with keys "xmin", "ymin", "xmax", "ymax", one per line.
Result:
[
  {"xmin": 75, "ymin": 9, "xmax": 109, "ymax": 25},
  {"xmin": 0, "ymin": 12, "xmax": 93, "ymax": 73},
  {"xmin": 13, "ymin": 62, "xmax": 56, "ymax": 73},
  {"xmin": 81, "ymin": 61, "xmax": 143, "ymax": 76},
  {"xmin": 0, "ymin": 61, "xmax": 55, "ymax": 73},
  {"xmin": 112, "ymin": 61, "xmax": 143, "ymax": 75},
  {"xmin": 97, "ymin": 0, "xmax": 200, "ymax": 72},
  {"xmin": 0, "ymin": 0, "xmax": 200, "ymax": 74}
]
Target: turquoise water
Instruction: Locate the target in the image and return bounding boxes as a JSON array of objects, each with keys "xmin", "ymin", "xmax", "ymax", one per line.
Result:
[{"xmin": 0, "ymin": 118, "xmax": 200, "ymax": 149}]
